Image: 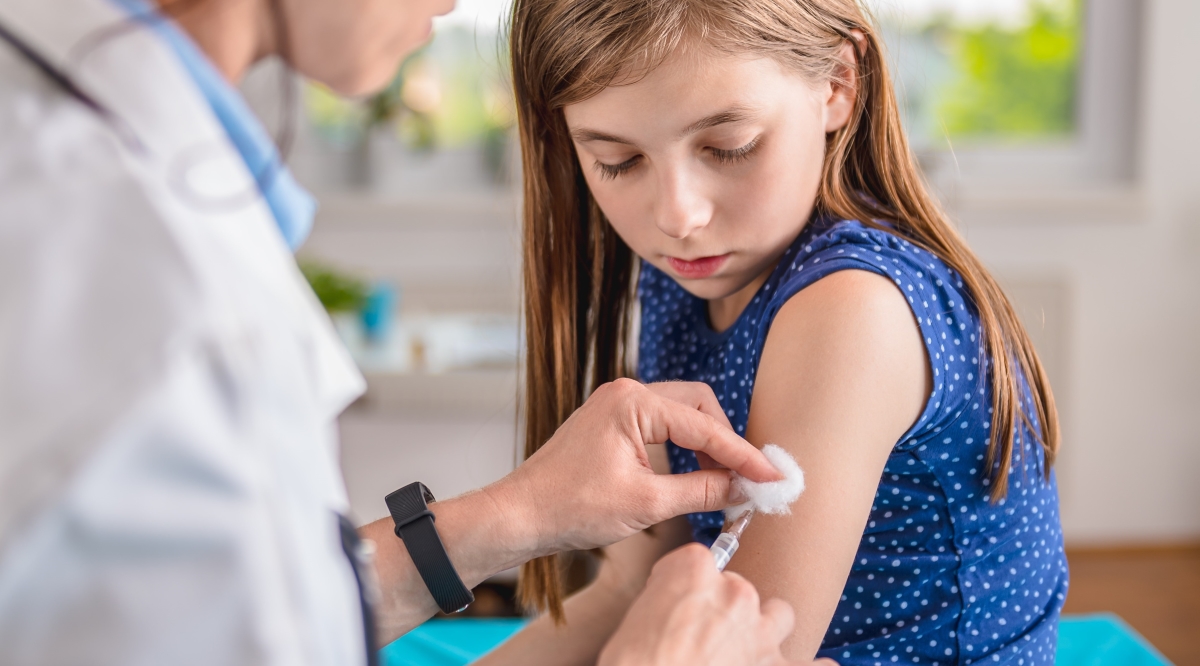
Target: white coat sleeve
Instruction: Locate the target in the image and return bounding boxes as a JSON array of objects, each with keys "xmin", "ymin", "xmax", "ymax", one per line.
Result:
[{"xmin": 0, "ymin": 345, "xmax": 338, "ymax": 666}]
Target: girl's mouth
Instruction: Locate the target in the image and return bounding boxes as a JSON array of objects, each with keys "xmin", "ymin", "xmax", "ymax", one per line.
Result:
[{"xmin": 665, "ymin": 254, "xmax": 730, "ymax": 279}]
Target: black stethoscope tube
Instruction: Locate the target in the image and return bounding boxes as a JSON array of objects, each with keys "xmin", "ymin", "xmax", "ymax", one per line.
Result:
[{"xmin": 0, "ymin": 19, "xmax": 144, "ymax": 153}]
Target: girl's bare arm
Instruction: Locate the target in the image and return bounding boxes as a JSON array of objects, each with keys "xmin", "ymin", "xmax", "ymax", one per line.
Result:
[
  {"xmin": 476, "ymin": 446, "xmax": 693, "ymax": 666},
  {"xmin": 729, "ymin": 269, "xmax": 930, "ymax": 660}
]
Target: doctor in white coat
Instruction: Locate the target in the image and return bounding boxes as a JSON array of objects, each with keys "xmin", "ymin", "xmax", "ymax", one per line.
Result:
[{"xmin": 0, "ymin": 0, "xmax": 824, "ymax": 665}]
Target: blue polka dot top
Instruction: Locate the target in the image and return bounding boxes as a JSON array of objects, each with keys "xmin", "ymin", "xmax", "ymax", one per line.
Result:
[{"xmin": 637, "ymin": 218, "xmax": 1068, "ymax": 665}]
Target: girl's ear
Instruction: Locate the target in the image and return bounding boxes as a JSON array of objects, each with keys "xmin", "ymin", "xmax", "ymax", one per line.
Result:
[{"xmin": 823, "ymin": 31, "xmax": 864, "ymax": 134}]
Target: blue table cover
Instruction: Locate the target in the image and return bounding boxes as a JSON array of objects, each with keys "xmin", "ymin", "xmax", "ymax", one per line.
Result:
[
  {"xmin": 380, "ymin": 618, "xmax": 527, "ymax": 666},
  {"xmin": 381, "ymin": 613, "xmax": 1172, "ymax": 666},
  {"xmin": 1056, "ymin": 614, "xmax": 1172, "ymax": 666}
]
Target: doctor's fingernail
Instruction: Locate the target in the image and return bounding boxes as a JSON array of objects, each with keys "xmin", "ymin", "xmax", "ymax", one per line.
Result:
[{"xmin": 729, "ymin": 487, "xmax": 749, "ymax": 505}]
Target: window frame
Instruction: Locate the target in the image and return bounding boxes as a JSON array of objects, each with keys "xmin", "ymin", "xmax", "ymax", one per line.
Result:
[{"xmin": 909, "ymin": 0, "xmax": 1143, "ymax": 198}]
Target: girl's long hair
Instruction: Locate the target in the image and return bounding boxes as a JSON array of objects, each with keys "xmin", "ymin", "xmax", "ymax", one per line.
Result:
[{"xmin": 509, "ymin": 0, "xmax": 1059, "ymax": 621}]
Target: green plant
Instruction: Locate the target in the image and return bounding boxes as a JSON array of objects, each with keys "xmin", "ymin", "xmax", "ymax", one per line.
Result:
[
  {"xmin": 299, "ymin": 261, "xmax": 368, "ymax": 313},
  {"xmin": 363, "ymin": 53, "xmax": 438, "ymax": 151},
  {"xmin": 935, "ymin": 0, "xmax": 1080, "ymax": 138},
  {"xmin": 303, "ymin": 50, "xmax": 437, "ymax": 152}
]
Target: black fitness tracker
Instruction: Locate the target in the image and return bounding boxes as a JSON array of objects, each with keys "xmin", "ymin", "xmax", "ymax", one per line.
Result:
[{"xmin": 384, "ymin": 482, "xmax": 474, "ymax": 614}]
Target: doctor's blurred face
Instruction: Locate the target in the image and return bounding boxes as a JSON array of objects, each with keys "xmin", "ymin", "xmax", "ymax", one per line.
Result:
[{"xmin": 286, "ymin": 0, "xmax": 456, "ymax": 96}]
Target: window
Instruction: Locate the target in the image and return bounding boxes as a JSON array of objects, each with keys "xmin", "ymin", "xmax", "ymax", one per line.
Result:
[
  {"xmin": 872, "ymin": 0, "xmax": 1081, "ymax": 146},
  {"xmin": 282, "ymin": 0, "xmax": 1137, "ymax": 195},
  {"xmin": 869, "ymin": 0, "xmax": 1142, "ymax": 190}
]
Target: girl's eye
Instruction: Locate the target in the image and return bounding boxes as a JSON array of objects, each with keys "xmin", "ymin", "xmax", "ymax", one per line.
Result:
[
  {"xmin": 595, "ymin": 155, "xmax": 642, "ymax": 180},
  {"xmin": 710, "ymin": 136, "xmax": 762, "ymax": 165}
]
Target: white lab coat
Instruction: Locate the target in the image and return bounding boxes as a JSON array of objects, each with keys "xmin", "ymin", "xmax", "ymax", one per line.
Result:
[{"xmin": 0, "ymin": 0, "xmax": 371, "ymax": 664}]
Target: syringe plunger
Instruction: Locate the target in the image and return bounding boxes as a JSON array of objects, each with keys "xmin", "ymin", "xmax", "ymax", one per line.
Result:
[{"xmin": 710, "ymin": 532, "xmax": 741, "ymax": 571}]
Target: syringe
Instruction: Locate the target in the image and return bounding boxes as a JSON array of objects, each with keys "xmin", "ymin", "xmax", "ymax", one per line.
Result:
[{"xmin": 710, "ymin": 509, "xmax": 755, "ymax": 571}]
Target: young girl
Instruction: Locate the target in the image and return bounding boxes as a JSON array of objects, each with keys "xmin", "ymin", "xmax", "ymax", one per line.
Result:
[{"xmin": 487, "ymin": 0, "xmax": 1068, "ymax": 663}]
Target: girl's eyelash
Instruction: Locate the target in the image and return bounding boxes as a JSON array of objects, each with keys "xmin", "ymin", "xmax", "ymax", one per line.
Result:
[
  {"xmin": 711, "ymin": 136, "xmax": 762, "ymax": 165},
  {"xmin": 593, "ymin": 137, "xmax": 761, "ymax": 179},
  {"xmin": 596, "ymin": 155, "xmax": 642, "ymax": 180}
]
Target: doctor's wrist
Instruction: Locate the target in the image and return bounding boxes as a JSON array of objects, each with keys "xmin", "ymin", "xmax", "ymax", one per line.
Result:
[
  {"xmin": 478, "ymin": 475, "xmax": 553, "ymax": 563},
  {"xmin": 364, "ymin": 481, "xmax": 538, "ymax": 642},
  {"xmin": 423, "ymin": 478, "xmax": 547, "ymax": 591}
]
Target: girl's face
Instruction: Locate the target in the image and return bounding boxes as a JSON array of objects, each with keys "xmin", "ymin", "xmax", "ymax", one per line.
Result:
[{"xmin": 564, "ymin": 47, "xmax": 855, "ymax": 326}]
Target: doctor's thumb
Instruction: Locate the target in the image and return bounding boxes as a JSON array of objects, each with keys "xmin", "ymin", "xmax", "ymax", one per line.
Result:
[{"xmin": 652, "ymin": 468, "xmax": 743, "ymax": 518}]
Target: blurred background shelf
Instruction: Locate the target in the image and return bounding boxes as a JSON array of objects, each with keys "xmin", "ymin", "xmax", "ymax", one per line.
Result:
[{"xmin": 356, "ymin": 369, "xmax": 518, "ymax": 417}]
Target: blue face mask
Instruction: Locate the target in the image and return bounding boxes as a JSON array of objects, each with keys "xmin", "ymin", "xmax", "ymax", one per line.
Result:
[{"xmin": 106, "ymin": 0, "xmax": 317, "ymax": 251}]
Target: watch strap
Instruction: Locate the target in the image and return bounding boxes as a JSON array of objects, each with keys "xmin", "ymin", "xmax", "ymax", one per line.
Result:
[
  {"xmin": 385, "ymin": 483, "xmax": 474, "ymax": 615},
  {"xmin": 385, "ymin": 482, "xmax": 437, "ymax": 534}
]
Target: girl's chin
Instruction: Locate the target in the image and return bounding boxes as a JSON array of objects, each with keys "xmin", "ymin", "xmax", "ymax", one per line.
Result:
[{"xmin": 671, "ymin": 275, "xmax": 745, "ymax": 302}]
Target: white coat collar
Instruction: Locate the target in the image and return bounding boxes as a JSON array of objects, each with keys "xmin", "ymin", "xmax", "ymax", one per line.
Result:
[
  {"xmin": 0, "ymin": 0, "xmax": 364, "ymax": 411},
  {"xmin": 0, "ymin": 0, "xmax": 161, "ymax": 153},
  {"xmin": 0, "ymin": 0, "xmax": 259, "ymax": 177}
]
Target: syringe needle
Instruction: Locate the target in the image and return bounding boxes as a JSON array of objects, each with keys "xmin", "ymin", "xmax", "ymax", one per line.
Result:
[{"xmin": 710, "ymin": 510, "xmax": 755, "ymax": 572}]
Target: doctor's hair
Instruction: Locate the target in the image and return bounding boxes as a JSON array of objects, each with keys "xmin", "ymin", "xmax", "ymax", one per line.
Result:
[{"xmin": 510, "ymin": 0, "xmax": 1060, "ymax": 621}]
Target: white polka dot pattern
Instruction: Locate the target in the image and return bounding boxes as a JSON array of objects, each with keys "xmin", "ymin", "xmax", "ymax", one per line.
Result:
[{"xmin": 637, "ymin": 219, "xmax": 1068, "ymax": 665}]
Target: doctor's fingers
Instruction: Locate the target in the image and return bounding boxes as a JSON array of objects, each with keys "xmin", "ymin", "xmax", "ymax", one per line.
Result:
[
  {"xmin": 639, "ymin": 390, "xmax": 782, "ymax": 483},
  {"xmin": 757, "ymin": 597, "xmax": 796, "ymax": 651},
  {"xmin": 648, "ymin": 468, "xmax": 738, "ymax": 517},
  {"xmin": 643, "ymin": 381, "xmax": 733, "ymax": 472},
  {"xmin": 643, "ymin": 381, "xmax": 735, "ymax": 430},
  {"xmin": 648, "ymin": 543, "xmax": 723, "ymax": 591}
]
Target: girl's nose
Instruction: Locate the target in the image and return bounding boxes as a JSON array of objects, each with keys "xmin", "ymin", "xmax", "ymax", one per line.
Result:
[{"xmin": 654, "ymin": 166, "xmax": 713, "ymax": 240}]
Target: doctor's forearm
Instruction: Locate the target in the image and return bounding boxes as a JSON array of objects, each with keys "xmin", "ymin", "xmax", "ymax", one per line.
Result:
[{"xmin": 362, "ymin": 479, "xmax": 542, "ymax": 644}]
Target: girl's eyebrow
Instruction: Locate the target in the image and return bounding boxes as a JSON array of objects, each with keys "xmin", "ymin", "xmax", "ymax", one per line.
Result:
[
  {"xmin": 677, "ymin": 105, "xmax": 756, "ymax": 138},
  {"xmin": 570, "ymin": 128, "xmax": 635, "ymax": 145},
  {"xmin": 570, "ymin": 105, "xmax": 758, "ymax": 146}
]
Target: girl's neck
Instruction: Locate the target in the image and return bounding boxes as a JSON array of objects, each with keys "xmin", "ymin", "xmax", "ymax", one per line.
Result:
[
  {"xmin": 157, "ymin": 0, "xmax": 274, "ymax": 83},
  {"xmin": 707, "ymin": 266, "xmax": 775, "ymax": 333}
]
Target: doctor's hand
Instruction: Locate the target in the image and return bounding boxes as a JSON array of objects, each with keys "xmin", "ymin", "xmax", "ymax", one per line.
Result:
[
  {"xmin": 599, "ymin": 544, "xmax": 839, "ymax": 666},
  {"xmin": 497, "ymin": 379, "xmax": 782, "ymax": 555},
  {"xmin": 364, "ymin": 379, "xmax": 780, "ymax": 642}
]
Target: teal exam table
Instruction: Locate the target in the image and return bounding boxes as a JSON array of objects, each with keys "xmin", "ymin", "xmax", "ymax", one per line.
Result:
[{"xmin": 380, "ymin": 614, "xmax": 1173, "ymax": 666}]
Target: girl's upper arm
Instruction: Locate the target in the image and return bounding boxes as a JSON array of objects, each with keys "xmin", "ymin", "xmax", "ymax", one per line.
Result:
[{"xmin": 730, "ymin": 268, "xmax": 931, "ymax": 660}]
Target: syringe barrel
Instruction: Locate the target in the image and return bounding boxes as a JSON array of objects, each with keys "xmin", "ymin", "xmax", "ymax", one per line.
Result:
[{"xmin": 710, "ymin": 532, "xmax": 741, "ymax": 572}]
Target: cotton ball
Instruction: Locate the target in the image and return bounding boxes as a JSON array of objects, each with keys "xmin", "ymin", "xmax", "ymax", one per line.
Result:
[{"xmin": 726, "ymin": 444, "xmax": 805, "ymax": 518}]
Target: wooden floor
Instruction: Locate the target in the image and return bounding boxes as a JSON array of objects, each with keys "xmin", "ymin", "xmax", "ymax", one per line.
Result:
[{"xmin": 1064, "ymin": 545, "xmax": 1200, "ymax": 665}]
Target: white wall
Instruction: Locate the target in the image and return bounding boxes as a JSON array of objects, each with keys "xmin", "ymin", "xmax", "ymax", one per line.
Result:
[
  {"xmin": 952, "ymin": 0, "xmax": 1200, "ymax": 544},
  {"xmin": 339, "ymin": 410, "xmax": 519, "ymax": 525}
]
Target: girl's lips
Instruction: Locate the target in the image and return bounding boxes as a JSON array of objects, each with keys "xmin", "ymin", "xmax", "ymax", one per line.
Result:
[{"xmin": 665, "ymin": 254, "xmax": 730, "ymax": 279}]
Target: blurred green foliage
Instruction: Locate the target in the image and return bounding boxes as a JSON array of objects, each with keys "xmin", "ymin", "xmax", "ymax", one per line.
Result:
[
  {"xmin": 304, "ymin": 27, "xmax": 511, "ymax": 151},
  {"xmin": 304, "ymin": 53, "xmax": 437, "ymax": 151},
  {"xmin": 299, "ymin": 261, "xmax": 368, "ymax": 313},
  {"xmin": 420, "ymin": 28, "xmax": 513, "ymax": 148},
  {"xmin": 935, "ymin": 0, "xmax": 1080, "ymax": 138},
  {"xmin": 368, "ymin": 53, "xmax": 438, "ymax": 152}
]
